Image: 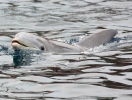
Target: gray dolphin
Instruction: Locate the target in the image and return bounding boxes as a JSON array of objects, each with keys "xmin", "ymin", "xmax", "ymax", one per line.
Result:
[{"xmin": 12, "ymin": 29, "xmax": 118, "ymax": 53}]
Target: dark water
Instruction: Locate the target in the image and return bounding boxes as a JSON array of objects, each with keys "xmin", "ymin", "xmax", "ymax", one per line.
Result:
[{"xmin": 0, "ymin": 0, "xmax": 132, "ymax": 100}]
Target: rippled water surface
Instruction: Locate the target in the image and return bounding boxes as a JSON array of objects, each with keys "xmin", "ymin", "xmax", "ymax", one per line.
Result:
[{"xmin": 0, "ymin": 0, "xmax": 132, "ymax": 100}]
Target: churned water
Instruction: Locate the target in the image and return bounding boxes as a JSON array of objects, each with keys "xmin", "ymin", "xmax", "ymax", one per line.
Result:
[{"xmin": 0, "ymin": 0, "xmax": 132, "ymax": 100}]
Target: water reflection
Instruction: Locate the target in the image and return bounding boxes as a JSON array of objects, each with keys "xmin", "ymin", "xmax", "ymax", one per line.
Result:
[
  {"xmin": 12, "ymin": 50, "xmax": 41, "ymax": 67},
  {"xmin": 13, "ymin": 50, "xmax": 28, "ymax": 67}
]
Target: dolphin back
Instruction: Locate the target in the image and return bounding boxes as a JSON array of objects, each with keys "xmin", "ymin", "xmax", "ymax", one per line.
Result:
[{"xmin": 77, "ymin": 29, "xmax": 118, "ymax": 48}]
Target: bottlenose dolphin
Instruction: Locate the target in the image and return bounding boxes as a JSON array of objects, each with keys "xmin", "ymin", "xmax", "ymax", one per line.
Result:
[{"xmin": 12, "ymin": 29, "xmax": 118, "ymax": 53}]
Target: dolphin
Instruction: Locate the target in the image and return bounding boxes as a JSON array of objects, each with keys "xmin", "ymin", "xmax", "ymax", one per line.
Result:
[{"xmin": 12, "ymin": 29, "xmax": 118, "ymax": 53}]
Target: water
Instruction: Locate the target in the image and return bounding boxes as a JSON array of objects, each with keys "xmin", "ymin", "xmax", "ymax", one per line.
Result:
[{"xmin": 0, "ymin": 0, "xmax": 132, "ymax": 100}]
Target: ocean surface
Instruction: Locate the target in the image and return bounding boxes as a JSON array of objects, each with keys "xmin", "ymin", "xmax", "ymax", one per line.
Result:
[{"xmin": 0, "ymin": 0, "xmax": 132, "ymax": 100}]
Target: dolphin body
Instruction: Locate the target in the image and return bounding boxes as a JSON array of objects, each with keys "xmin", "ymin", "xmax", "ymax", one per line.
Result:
[{"xmin": 12, "ymin": 29, "xmax": 118, "ymax": 53}]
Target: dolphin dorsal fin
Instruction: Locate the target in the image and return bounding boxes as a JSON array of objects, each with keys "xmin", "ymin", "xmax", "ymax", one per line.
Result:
[{"xmin": 77, "ymin": 29, "xmax": 118, "ymax": 48}]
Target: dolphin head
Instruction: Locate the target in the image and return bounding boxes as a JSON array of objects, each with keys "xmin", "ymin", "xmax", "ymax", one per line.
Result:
[
  {"xmin": 12, "ymin": 32, "xmax": 47, "ymax": 51},
  {"xmin": 12, "ymin": 32, "xmax": 83, "ymax": 53}
]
